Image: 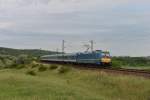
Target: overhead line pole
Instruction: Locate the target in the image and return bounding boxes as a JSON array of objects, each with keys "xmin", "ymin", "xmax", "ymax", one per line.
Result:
[
  {"xmin": 62, "ymin": 40, "xmax": 65, "ymax": 54},
  {"xmin": 62, "ymin": 40, "xmax": 65, "ymax": 62},
  {"xmin": 56, "ymin": 48, "xmax": 59, "ymax": 56},
  {"xmin": 90, "ymin": 40, "xmax": 94, "ymax": 52}
]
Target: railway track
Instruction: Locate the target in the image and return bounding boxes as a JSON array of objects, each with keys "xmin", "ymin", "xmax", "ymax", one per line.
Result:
[
  {"xmin": 41, "ymin": 61, "xmax": 150, "ymax": 78},
  {"xmin": 107, "ymin": 68, "xmax": 150, "ymax": 78},
  {"xmin": 74, "ymin": 65, "xmax": 150, "ymax": 78}
]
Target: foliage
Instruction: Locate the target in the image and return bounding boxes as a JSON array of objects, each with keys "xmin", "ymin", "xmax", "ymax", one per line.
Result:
[
  {"xmin": 0, "ymin": 54, "xmax": 33, "ymax": 69},
  {"xmin": 0, "ymin": 47, "xmax": 58, "ymax": 57},
  {"xmin": 26, "ymin": 70, "xmax": 36, "ymax": 76},
  {"xmin": 38, "ymin": 65, "xmax": 47, "ymax": 72},
  {"xmin": 31, "ymin": 63, "xmax": 39, "ymax": 68},
  {"xmin": 49, "ymin": 64, "xmax": 58, "ymax": 70},
  {"xmin": 111, "ymin": 59, "xmax": 122, "ymax": 68},
  {"xmin": 57, "ymin": 66, "xmax": 70, "ymax": 74},
  {"xmin": 112, "ymin": 56, "xmax": 150, "ymax": 67},
  {"xmin": 16, "ymin": 55, "xmax": 32, "ymax": 65},
  {"xmin": 16, "ymin": 64, "xmax": 26, "ymax": 69},
  {"xmin": 0, "ymin": 68, "xmax": 149, "ymax": 100},
  {"xmin": 0, "ymin": 55, "xmax": 16, "ymax": 68}
]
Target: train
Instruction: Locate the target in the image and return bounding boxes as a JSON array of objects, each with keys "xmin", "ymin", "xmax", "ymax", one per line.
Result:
[{"xmin": 41, "ymin": 50, "xmax": 111, "ymax": 66}]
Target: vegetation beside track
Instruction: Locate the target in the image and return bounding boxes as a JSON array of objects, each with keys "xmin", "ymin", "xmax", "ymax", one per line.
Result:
[
  {"xmin": 112, "ymin": 56, "xmax": 150, "ymax": 69},
  {"xmin": 0, "ymin": 47, "xmax": 150, "ymax": 70},
  {"xmin": 0, "ymin": 63, "xmax": 149, "ymax": 100},
  {"xmin": 0, "ymin": 47, "xmax": 150, "ymax": 100},
  {"xmin": 0, "ymin": 49, "xmax": 149, "ymax": 100}
]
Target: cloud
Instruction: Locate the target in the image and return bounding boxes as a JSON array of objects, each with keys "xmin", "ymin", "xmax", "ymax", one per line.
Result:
[
  {"xmin": 0, "ymin": 0, "xmax": 150, "ymax": 56},
  {"xmin": 1, "ymin": 0, "xmax": 148, "ymax": 14},
  {"xmin": 0, "ymin": 21, "xmax": 14, "ymax": 29}
]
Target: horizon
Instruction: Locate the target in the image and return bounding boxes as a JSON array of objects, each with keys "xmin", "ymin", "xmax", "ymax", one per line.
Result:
[
  {"xmin": 0, "ymin": 0, "xmax": 150, "ymax": 56},
  {"xmin": 0, "ymin": 46, "xmax": 149, "ymax": 57}
]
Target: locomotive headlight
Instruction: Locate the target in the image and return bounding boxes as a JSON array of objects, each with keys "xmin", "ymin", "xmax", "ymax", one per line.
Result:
[{"xmin": 101, "ymin": 58, "xmax": 111, "ymax": 63}]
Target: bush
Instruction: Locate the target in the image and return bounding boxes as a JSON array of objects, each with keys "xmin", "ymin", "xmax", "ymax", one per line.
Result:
[
  {"xmin": 26, "ymin": 70, "xmax": 36, "ymax": 76},
  {"xmin": 49, "ymin": 65, "xmax": 58, "ymax": 70},
  {"xmin": 16, "ymin": 55, "xmax": 32, "ymax": 65},
  {"xmin": 3, "ymin": 59, "xmax": 14, "ymax": 67},
  {"xmin": 8, "ymin": 63, "xmax": 26, "ymax": 69},
  {"xmin": 38, "ymin": 65, "xmax": 47, "ymax": 72},
  {"xmin": 57, "ymin": 66, "xmax": 70, "ymax": 74},
  {"xmin": 17, "ymin": 64, "xmax": 26, "ymax": 69},
  {"xmin": 31, "ymin": 63, "xmax": 39, "ymax": 68},
  {"xmin": 31, "ymin": 64, "xmax": 38, "ymax": 68},
  {"xmin": 111, "ymin": 60, "xmax": 122, "ymax": 68},
  {"xmin": 112, "ymin": 56, "xmax": 150, "ymax": 67},
  {"xmin": 0, "ymin": 60, "xmax": 5, "ymax": 68}
]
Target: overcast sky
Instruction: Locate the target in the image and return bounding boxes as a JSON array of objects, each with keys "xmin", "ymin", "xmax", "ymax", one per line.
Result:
[{"xmin": 0, "ymin": 0, "xmax": 150, "ymax": 56}]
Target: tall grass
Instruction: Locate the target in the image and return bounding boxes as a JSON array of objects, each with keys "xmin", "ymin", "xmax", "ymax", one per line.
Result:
[
  {"xmin": 0, "ymin": 54, "xmax": 149, "ymax": 100},
  {"xmin": 0, "ymin": 66, "xmax": 149, "ymax": 100}
]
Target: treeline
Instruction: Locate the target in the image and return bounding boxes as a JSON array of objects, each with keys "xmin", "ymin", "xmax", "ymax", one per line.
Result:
[
  {"xmin": 0, "ymin": 47, "xmax": 59, "ymax": 69},
  {"xmin": 112, "ymin": 56, "xmax": 150, "ymax": 67},
  {"xmin": 0, "ymin": 54, "xmax": 70, "ymax": 76},
  {"xmin": 0, "ymin": 47, "xmax": 150, "ymax": 68},
  {"xmin": 0, "ymin": 47, "xmax": 58, "ymax": 57}
]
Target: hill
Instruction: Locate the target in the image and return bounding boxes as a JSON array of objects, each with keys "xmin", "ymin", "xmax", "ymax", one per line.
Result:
[{"xmin": 0, "ymin": 47, "xmax": 58, "ymax": 57}]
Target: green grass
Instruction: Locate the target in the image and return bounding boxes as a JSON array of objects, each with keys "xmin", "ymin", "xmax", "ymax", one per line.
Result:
[
  {"xmin": 0, "ymin": 65, "xmax": 149, "ymax": 100},
  {"xmin": 122, "ymin": 66, "xmax": 150, "ymax": 70}
]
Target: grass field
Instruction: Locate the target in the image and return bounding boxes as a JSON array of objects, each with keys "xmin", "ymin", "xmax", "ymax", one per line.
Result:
[
  {"xmin": 121, "ymin": 66, "xmax": 150, "ymax": 70},
  {"xmin": 0, "ymin": 64, "xmax": 149, "ymax": 100}
]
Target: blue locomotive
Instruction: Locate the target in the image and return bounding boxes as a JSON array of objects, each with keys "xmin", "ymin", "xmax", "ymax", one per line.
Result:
[{"xmin": 41, "ymin": 50, "xmax": 111, "ymax": 66}]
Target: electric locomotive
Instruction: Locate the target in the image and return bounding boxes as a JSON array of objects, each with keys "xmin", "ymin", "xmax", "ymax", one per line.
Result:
[{"xmin": 41, "ymin": 50, "xmax": 111, "ymax": 66}]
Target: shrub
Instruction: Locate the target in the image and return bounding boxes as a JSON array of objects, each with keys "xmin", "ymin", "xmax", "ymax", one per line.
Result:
[
  {"xmin": 8, "ymin": 63, "xmax": 26, "ymax": 69},
  {"xmin": 31, "ymin": 64, "xmax": 37, "ymax": 68},
  {"xmin": 38, "ymin": 65, "xmax": 47, "ymax": 72},
  {"xmin": 16, "ymin": 55, "xmax": 32, "ymax": 65},
  {"xmin": 17, "ymin": 64, "xmax": 26, "ymax": 69},
  {"xmin": 31, "ymin": 63, "xmax": 39, "ymax": 68},
  {"xmin": 111, "ymin": 58, "xmax": 122, "ymax": 68},
  {"xmin": 26, "ymin": 70, "xmax": 36, "ymax": 76},
  {"xmin": 57, "ymin": 66, "xmax": 69, "ymax": 74},
  {"xmin": 0, "ymin": 60, "xmax": 5, "ymax": 68},
  {"xmin": 10, "ymin": 63, "xmax": 18, "ymax": 68},
  {"xmin": 3, "ymin": 59, "xmax": 14, "ymax": 67},
  {"xmin": 111, "ymin": 61, "xmax": 122, "ymax": 68},
  {"xmin": 49, "ymin": 65, "xmax": 58, "ymax": 70}
]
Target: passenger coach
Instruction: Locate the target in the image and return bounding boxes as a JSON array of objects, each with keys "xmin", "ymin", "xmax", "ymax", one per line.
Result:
[{"xmin": 41, "ymin": 50, "xmax": 111, "ymax": 66}]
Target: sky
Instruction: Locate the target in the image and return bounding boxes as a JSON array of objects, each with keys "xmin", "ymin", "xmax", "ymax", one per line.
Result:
[{"xmin": 0, "ymin": 0, "xmax": 150, "ymax": 56}]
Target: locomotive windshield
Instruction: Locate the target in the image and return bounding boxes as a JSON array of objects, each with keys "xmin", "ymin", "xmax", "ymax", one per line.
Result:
[{"xmin": 102, "ymin": 52, "xmax": 110, "ymax": 57}]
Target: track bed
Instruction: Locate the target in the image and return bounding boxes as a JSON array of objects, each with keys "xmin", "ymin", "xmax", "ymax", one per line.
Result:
[{"xmin": 41, "ymin": 61, "xmax": 150, "ymax": 79}]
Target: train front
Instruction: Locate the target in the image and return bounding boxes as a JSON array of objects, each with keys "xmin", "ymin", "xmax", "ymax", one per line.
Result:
[{"xmin": 101, "ymin": 51, "xmax": 111, "ymax": 65}]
